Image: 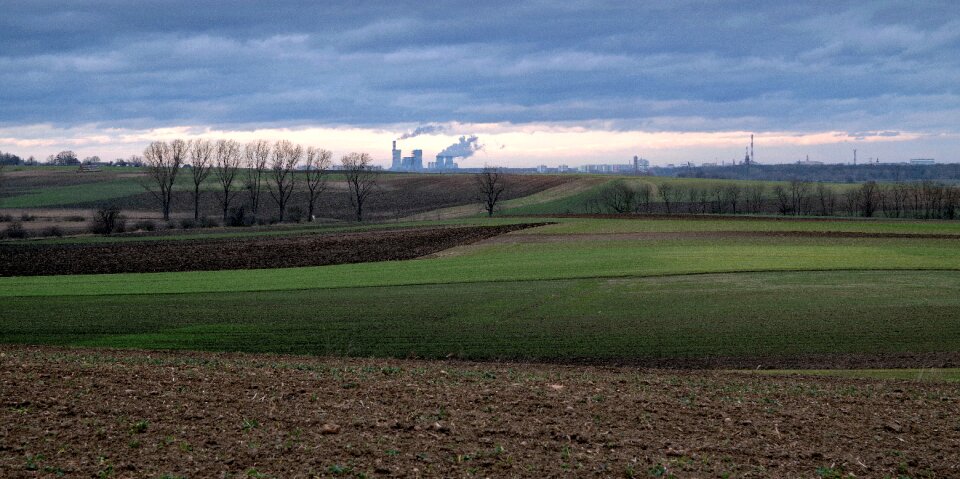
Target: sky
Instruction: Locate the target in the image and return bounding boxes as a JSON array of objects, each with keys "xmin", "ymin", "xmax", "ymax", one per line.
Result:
[{"xmin": 0, "ymin": 1, "xmax": 958, "ymax": 167}]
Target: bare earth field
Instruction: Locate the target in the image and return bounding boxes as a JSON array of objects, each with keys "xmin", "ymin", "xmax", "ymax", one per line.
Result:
[
  {"xmin": 0, "ymin": 224, "xmax": 542, "ymax": 276},
  {"xmin": 1, "ymin": 346, "xmax": 958, "ymax": 478}
]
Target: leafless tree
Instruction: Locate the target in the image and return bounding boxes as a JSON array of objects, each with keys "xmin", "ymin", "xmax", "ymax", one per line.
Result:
[
  {"xmin": 744, "ymin": 184, "xmax": 765, "ymax": 213},
  {"xmin": 858, "ymin": 181, "xmax": 879, "ymax": 217},
  {"xmin": 815, "ymin": 182, "xmax": 838, "ymax": 216},
  {"xmin": 725, "ymin": 184, "xmax": 742, "ymax": 214},
  {"xmin": 141, "ymin": 139, "xmax": 186, "ymax": 221},
  {"xmin": 342, "ymin": 152, "xmax": 379, "ymax": 221},
  {"xmin": 635, "ymin": 183, "xmax": 652, "ymax": 213},
  {"xmin": 244, "ymin": 140, "xmax": 270, "ymax": 216},
  {"xmin": 475, "ymin": 166, "xmax": 508, "ymax": 217},
  {"xmin": 303, "ymin": 147, "xmax": 332, "ymax": 222},
  {"xmin": 600, "ymin": 180, "xmax": 636, "ymax": 214},
  {"xmin": 842, "ymin": 188, "xmax": 861, "ymax": 217},
  {"xmin": 773, "ymin": 185, "xmax": 792, "ymax": 215},
  {"xmin": 711, "ymin": 185, "xmax": 726, "ymax": 214},
  {"xmin": 188, "ymin": 139, "xmax": 214, "ymax": 220},
  {"xmin": 267, "ymin": 140, "xmax": 302, "ymax": 222},
  {"xmin": 788, "ymin": 180, "xmax": 812, "ymax": 215},
  {"xmin": 686, "ymin": 187, "xmax": 701, "ymax": 213},
  {"xmin": 213, "ymin": 139, "xmax": 243, "ymax": 221},
  {"xmin": 658, "ymin": 183, "xmax": 675, "ymax": 214}
]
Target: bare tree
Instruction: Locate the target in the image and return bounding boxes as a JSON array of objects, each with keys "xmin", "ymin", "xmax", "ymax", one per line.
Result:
[
  {"xmin": 303, "ymin": 147, "xmax": 332, "ymax": 222},
  {"xmin": 342, "ymin": 153, "xmax": 380, "ymax": 221},
  {"xmin": 657, "ymin": 183, "xmax": 675, "ymax": 214},
  {"xmin": 635, "ymin": 183, "xmax": 652, "ymax": 213},
  {"xmin": 475, "ymin": 166, "xmax": 508, "ymax": 217},
  {"xmin": 711, "ymin": 185, "xmax": 726, "ymax": 214},
  {"xmin": 600, "ymin": 180, "xmax": 636, "ymax": 214},
  {"xmin": 686, "ymin": 187, "xmax": 701, "ymax": 213},
  {"xmin": 842, "ymin": 188, "xmax": 861, "ymax": 217},
  {"xmin": 188, "ymin": 139, "xmax": 214, "ymax": 220},
  {"xmin": 814, "ymin": 182, "xmax": 837, "ymax": 216},
  {"xmin": 744, "ymin": 184, "xmax": 765, "ymax": 213},
  {"xmin": 141, "ymin": 140, "xmax": 186, "ymax": 221},
  {"xmin": 214, "ymin": 139, "xmax": 243, "ymax": 221},
  {"xmin": 788, "ymin": 180, "xmax": 812, "ymax": 215},
  {"xmin": 858, "ymin": 181, "xmax": 879, "ymax": 217},
  {"xmin": 725, "ymin": 184, "xmax": 742, "ymax": 214},
  {"xmin": 267, "ymin": 140, "xmax": 302, "ymax": 222},
  {"xmin": 773, "ymin": 185, "xmax": 792, "ymax": 215},
  {"xmin": 244, "ymin": 140, "xmax": 270, "ymax": 217}
]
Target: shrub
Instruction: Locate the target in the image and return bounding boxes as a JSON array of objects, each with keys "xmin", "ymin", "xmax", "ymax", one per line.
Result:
[
  {"xmin": 63, "ymin": 215, "xmax": 86, "ymax": 222},
  {"xmin": 198, "ymin": 216, "xmax": 220, "ymax": 228},
  {"xmin": 133, "ymin": 220, "xmax": 157, "ymax": 232},
  {"xmin": 91, "ymin": 205, "xmax": 125, "ymax": 235},
  {"xmin": 3, "ymin": 221, "xmax": 28, "ymax": 239},
  {"xmin": 287, "ymin": 206, "xmax": 305, "ymax": 223},
  {"xmin": 40, "ymin": 226, "xmax": 64, "ymax": 237},
  {"xmin": 20, "ymin": 213, "xmax": 36, "ymax": 222},
  {"xmin": 226, "ymin": 206, "xmax": 254, "ymax": 227},
  {"xmin": 179, "ymin": 218, "xmax": 197, "ymax": 229},
  {"xmin": 0, "ymin": 214, "xmax": 13, "ymax": 222}
]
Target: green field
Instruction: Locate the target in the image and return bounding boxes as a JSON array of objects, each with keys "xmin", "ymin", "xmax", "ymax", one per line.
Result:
[
  {"xmin": 4, "ymin": 271, "xmax": 960, "ymax": 360},
  {"xmin": 3, "ymin": 215, "xmax": 960, "ymax": 367}
]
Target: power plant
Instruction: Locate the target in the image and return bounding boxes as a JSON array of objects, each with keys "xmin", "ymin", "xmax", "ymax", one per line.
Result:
[
  {"xmin": 391, "ymin": 140, "xmax": 461, "ymax": 172},
  {"xmin": 391, "ymin": 141, "xmax": 424, "ymax": 171}
]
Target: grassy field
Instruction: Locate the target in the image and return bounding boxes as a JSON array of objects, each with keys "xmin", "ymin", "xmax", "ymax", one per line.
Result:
[
  {"xmin": 4, "ymin": 271, "xmax": 960, "ymax": 361},
  {"xmin": 3, "ymin": 213, "xmax": 960, "ymax": 365},
  {"xmin": 3, "ymin": 228, "xmax": 959, "ymax": 297},
  {"xmin": 521, "ymin": 216, "xmax": 960, "ymax": 235}
]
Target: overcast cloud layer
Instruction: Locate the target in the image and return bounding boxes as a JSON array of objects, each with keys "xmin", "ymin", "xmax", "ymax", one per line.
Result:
[{"xmin": 1, "ymin": 1, "xmax": 958, "ymax": 165}]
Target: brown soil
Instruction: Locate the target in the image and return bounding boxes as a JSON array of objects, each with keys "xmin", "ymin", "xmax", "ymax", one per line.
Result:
[
  {"xmin": 1, "ymin": 345, "xmax": 958, "ymax": 478},
  {"xmin": 0, "ymin": 224, "xmax": 544, "ymax": 277}
]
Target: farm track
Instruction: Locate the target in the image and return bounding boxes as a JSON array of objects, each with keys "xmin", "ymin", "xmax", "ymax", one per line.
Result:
[
  {"xmin": 2, "ymin": 345, "xmax": 958, "ymax": 478},
  {"xmin": 0, "ymin": 224, "xmax": 545, "ymax": 276}
]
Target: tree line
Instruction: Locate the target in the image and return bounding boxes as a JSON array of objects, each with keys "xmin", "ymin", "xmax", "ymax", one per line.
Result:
[
  {"xmin": 670, "ymin": 163, "xmax": 960, "ymax": 183},
  {"xmin": 141, "ymin": 139, "xmax": 378, "ymax": 223},
  {"xmin": 593, "ymin": 179, "xmax": 960, "ymax": 219}
]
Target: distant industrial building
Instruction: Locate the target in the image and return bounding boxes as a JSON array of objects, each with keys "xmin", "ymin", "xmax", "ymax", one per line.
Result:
[
  {"xmin": 910, "ymin": 158, "xmax": 936, "ymax": 165},
  {"xmin": 391, "ymin": 141, "xmax": 423, "ymax": 171},
  {"xmin": 428, "ymin": 155, "xmax": 458, "ymax": 171}
]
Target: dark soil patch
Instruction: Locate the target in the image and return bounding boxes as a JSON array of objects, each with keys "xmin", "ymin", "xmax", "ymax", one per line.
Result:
[
  {"xmin": 0, "ymin": 223, "xmax": 544, "ymax": 276},
  {"xmin": 1, "ymin": 345, "xmax": 958, "ymax": 478}
]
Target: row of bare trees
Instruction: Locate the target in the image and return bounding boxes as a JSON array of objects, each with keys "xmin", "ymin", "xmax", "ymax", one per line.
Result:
[
  {"xmin": 141, "ymin": 139, "xmax": 379, "ymax": 222},
  {"xmin": 591, "ymin": 179, "xmax": 960, "ymax": 219}
]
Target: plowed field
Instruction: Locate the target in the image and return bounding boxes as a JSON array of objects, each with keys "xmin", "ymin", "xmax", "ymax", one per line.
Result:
[
  {"xmin": 1, "ymin": 346, "xmax": 957, "ymax": 478},
  {"xmin": 0, "ymin": 224, "xmax": 543, "ymax": 276}
]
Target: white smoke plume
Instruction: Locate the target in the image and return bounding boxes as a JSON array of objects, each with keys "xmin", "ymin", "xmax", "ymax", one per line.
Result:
[
  {"xmin": 398, "ymin": 124, "xmax": 446, "ymax": 140},
  {"xmin": 438, "ymin": 135, "xmax": 484, "ymax": 158}
]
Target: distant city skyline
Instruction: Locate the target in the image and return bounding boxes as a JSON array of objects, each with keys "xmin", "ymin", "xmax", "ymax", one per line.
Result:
[{"xmin": 1, "ymin": 1, "xmax": 957, "ymax": 166}]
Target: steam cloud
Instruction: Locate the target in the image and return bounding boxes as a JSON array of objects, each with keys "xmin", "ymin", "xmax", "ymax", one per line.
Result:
[
  {"xmin": 438, "ymin": 135, "xmax": 484, "ymax": 158},
  {"xmin": 398, "ymin": 124, "xmax": 446, "ymax": 140}
]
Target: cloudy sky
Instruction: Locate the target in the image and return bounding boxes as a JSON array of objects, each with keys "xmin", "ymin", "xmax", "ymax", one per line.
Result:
[{"xmin": 1, "ymin": 1, "xmax": 958, "ymax": 167}]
